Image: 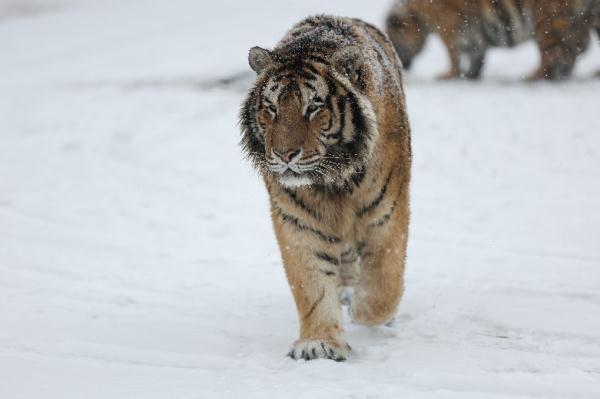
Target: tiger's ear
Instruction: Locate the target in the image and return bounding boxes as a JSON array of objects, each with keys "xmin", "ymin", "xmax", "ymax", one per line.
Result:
[
  {"xmin": 331, "ymin": 46, "xmax": 364, "ymax": 84},
  {"xmin": 248, "ymin": 47, "xmax": 275, "ymax": 74}
]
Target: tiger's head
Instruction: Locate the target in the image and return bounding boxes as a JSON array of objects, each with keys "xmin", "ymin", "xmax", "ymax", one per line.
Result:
[
  {"xmin": 385, "ymin": 7, "xmax": 428, "ymax": 70},
  {"xmin": 240, "ymin": 45, "xmax": 378, "ymax": 190}
]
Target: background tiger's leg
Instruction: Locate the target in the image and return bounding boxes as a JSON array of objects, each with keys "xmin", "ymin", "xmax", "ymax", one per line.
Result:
[
  {"xmin": 596, "ymin": 29, "xmax": 600, "ymax": 77},
  {"xmin": 528, "ymin": 37, "xmax": 564, "ymax": 80},
  {"xmin": 465, "ymin": 50, "xmax": 486, "ymax": 80},
  {"xmin": 273, "ymin": 220, "xmax": 349, "ymax": 361},
  {"xmin": 351, "ymin": 187, "xmax": 409, "ymax": 326},
  {"xmin": 528, "ymin": 1, "xmax": 583, "ymax": 80},
  {"xmin": 529, "ymin": 50, "xmax": 578, "ymax": 80},
  {"xmin": 437, "ymin": 34, "xmax": 462, "ymax": 80}
]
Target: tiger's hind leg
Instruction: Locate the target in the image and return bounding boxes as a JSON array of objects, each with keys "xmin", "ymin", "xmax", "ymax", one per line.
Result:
[
  {"xmin": 526, "ymin": 47, "xmax": 574, "ymax": 81},
  {"xmin": 350, "ymin": 183, "xmax": 409, "ymax": 326},
  {"xmin": 528, "ymin": 2, "xmax": 589, "ymax": 80},
  {"xmin": 338, "ymin": 247, "xmax": 360, "ymax": 306}
]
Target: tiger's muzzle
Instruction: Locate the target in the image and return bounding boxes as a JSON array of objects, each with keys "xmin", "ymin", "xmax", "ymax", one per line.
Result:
[{"xmin": 266, "ymin": 148, "xmax": 321, "ymax": 188}]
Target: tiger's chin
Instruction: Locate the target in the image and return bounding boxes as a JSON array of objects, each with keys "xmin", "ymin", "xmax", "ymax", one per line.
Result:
[{"xmin": 277, "ymin": 172, "xmax": 314, "ymax": 189}]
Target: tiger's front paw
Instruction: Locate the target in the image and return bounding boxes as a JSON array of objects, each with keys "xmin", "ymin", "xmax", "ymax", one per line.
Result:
[{"xmin": 287, "ymin": 339, "xmax": 351, "ymax": 362}]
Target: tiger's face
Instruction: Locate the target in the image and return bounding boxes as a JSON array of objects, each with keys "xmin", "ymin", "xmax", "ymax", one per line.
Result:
[
  {"xmin": 386, "ymin": 12, "xmax": 427, "ymax": 70},
  {"xmin": 241, "ymin": 46, "xmax": 377, "ymax": 190},
  {"xmin": 257, "ymin": 75, "xmax": 331, "ymax": 188}
]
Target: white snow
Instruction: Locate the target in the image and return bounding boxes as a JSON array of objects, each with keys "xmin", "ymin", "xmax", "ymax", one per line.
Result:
[{"xmin": 1, "ymin": 1, "xmax": 600, "ymax": 398}]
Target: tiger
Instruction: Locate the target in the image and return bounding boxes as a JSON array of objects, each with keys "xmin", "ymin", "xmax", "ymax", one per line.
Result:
[
  {"xmin": 385, "ymin": 0, "xmax": 600, "ymax": 80},
  {"xmin": 240, "ymin": 15, "xmax": 412, "ymax": 361}
]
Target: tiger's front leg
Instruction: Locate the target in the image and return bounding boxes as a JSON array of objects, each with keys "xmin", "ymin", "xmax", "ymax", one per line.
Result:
[
  {"xmin": 437, "ymin": 29, "xmax": 463, "ymax": 80},
  {"xmin": 437, "ymin": 45, "xmax": 461, "ymax": 80},
  {"xmin": 272, "ymin": 211, "xmax": 350, "ymax": 361}
]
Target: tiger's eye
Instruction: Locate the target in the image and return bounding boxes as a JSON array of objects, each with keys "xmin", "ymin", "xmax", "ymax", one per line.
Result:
[{"xmin": 268, "ymin": 105, "xmax": 277, "ymax": 113}]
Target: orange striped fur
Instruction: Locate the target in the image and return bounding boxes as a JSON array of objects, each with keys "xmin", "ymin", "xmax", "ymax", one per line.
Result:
[{"xmin": 386, "ymin": 0, "xmax": 599, "ymax": 79}]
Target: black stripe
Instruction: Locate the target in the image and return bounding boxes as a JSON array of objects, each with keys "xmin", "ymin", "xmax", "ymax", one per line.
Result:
[
  {"xmin": 315, "ymin": 252, "xmax": 340, "ymax": 266},
  {"xmin": 322, "ymin": 111, "xmax": 333, "ymax": 132},
  {"xmin": 324, "ymin": 74, "xmax": 338, "ymax": 96},
  {"xmin": 282, "ymin": 188, "xmax": 321, "ymax": 221},
  {"xmin": 274, "ymin": 205, "xmax": 341, "ymax": 243},
  {"xmin": 337, "ymin": 96, "xmax": 346, "ymax": 136},
  {"xmin": 340, "ymin": 247, "xmax": 358, "ymax": 263},
  {"xmin": 272, "ymin": 73, "xmax": 289, "ymax": 82},
  {"xmin": 369, "ymin": 212, "xmax": 392, "ymax": 228},
  {"xmin": 368, "ymin": 186, "xmax": 403, "ymax": 228},
  {"xmin": 322, "ymin": 95, "xmax": 346, "ymax": 141},
  {"xmin": 350, "ymin": 165, "xmax": 367, "ymax": 188},
  {"xmin": 316, "ymin": 162, "xmax": 366, "ymax": 196},
  {"xmin": 304, "ymin": 82, "xmax": 316, "ymax": 91},
  {"xmin": 304, "ymin": 55, "xmax": 330, "ymax": 66},
  {"xmin": 320, "ymin": 131, "xmax": 342, "ymax": 140},
  {"xmin": 303, "ymin": 62, "xmax": 321, "ymax": 76},
  {"xmin": 357, "ymin": 171, "xmax": 393, "ymax": 217},
  {"xmin": 297, "ymin": 70, "xmax": 317, "ymax": 81},
  {"xmin": 346, "ymin": 91, "xmax": 368, "ymax": 139},
  {"xmin": 341, "ymin": 255, "xmax": 358, "ymax": 264},
  {"xmin": 324, "ymin": 93, "xmax": 334, "ymax": 124},
  {"xmin": 341, "ymin": 247, "xmax": 354, "ymax": 257},
  {"xmin": 493, "ymin": 0, "xmax": 515, "ymax": 46},
  {"xmin": 301, "ymin": 288, "xmax": 325, "ymax": 321},
  {"xmin": 356, "ymin": 241, "xmax": 366, "ymax": 255},
  {"xmin": 370, "ymin": 198, "xmax": 398, "ymax": 228},
  {"xmin": 514, "ymin": 0, "xmax": 523, "ymax": 16},
  {"xmin": 320, "ymin": 95, "xmax": 344, "ymax": 140},
  {"xmin": 320, "ymin": 269, "xmax": 336, "ymax": 277},
  {"xmin": 481, "ymin": 21, "xmax": 499, "ymax": 45}
]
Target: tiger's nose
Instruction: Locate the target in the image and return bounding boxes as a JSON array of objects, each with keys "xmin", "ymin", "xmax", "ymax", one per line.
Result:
[{"xmin": 273, "ymin": 149, "xmax": 301, "ymax": 163}]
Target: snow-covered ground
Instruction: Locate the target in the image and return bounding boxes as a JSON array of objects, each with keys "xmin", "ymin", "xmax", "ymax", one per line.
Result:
[{"xmin": 1, "ymin": 1, "xmax": 599, "ymax": 398}]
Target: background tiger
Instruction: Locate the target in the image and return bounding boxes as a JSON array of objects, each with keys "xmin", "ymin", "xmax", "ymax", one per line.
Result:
[
  {"xmin": 386, "ymin": 0, "xmax": 600, "ymax": 80},
  {"xmin": 592, "ymin": 0, "xmax": 600, "ymax": 76},
  {"xmin": 240, "ymin": 15, "xmax": 412, "ymax": 361}
]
